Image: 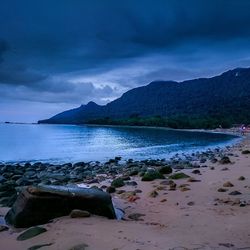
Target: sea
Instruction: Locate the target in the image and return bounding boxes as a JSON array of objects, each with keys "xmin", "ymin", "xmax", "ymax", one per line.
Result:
[{"xmin": 0, "ymin": 123, "xmax": 239, "ymax": 164}]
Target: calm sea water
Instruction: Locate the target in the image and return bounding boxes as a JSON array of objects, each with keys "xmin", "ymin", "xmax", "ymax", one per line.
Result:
[{"xmin": 0, "ymin": 124, "xmax": 238, "ymax": 163}]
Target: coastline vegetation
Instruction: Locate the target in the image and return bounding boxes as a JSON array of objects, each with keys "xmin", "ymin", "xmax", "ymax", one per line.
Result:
[{"xmin": 85, "ymin": 114, "xmax": 238, "ymax": 129}]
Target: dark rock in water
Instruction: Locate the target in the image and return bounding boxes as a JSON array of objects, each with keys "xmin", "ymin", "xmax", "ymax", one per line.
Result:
[
  {"xmin": 169, "ymin": 172, "xmax": 190, "ymax": 180},
  {"xmin": 111, "ymin": 178, "xmax": 125, "ymax": 188},
  {"xmin": 5, "ymin": 185, "xmax": 116, "ymax": 228},
  {"xmin": 219, "ymin": 156, "xmax": 231, "ymax": 164},
  {"xmin": 17, "ymin": 226, "xmax": 47, "ymax": 241},
  {"xmin": 159, "ymin": 166, "xmax": 172, "ymax": 175}
]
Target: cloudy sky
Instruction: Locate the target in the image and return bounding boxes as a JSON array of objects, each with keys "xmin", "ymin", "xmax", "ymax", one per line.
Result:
[{"xmin": 1, "ymin": 0, "xmax": 250, "ymax": 122}]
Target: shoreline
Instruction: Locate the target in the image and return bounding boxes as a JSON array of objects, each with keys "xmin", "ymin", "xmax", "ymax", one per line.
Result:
[{"xmin": 0, "ymin": 131, "xmax": 249, "ymax": 249}]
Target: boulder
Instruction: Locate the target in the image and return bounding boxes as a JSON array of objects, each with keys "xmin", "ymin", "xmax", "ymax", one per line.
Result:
[{"xmin": 5, "ymin": 185, "xmax": 116, "ymax": 228}]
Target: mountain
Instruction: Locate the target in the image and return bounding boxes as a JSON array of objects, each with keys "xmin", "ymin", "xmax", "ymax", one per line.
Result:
[{"xmin": 38, "ymin": 67, "xmax": 250, "ymax": 128}]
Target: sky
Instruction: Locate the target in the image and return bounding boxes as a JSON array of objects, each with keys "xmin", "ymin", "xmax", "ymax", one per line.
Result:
[{"xmin": 1, "ymin": 0, "xmax": 250, "ymax": 122}]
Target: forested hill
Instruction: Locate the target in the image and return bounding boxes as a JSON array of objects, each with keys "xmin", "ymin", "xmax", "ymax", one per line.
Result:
[{"xmin": 38, "ymin": 67, "xmax": 250, "ymax": 128}]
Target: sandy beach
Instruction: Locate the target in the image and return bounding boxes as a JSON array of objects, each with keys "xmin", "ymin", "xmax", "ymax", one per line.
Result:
[{"xmin": 0, "ymin": 131, "xmax": 249, "ymax": 250}]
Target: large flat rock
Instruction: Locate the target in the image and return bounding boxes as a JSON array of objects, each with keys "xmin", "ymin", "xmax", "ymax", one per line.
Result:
[{"xmin": 5, "ymin": 185, "xmax": 116, "ymax": 228}]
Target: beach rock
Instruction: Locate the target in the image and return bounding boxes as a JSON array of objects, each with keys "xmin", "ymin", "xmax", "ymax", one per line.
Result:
[
  {"xmin": 159, "ymin": 180, "xmax": 171, "ymax": 185},
  {"xmin": 5, "ymin": 185, "xmax": 116, "ymax": 227},
  {"xmin": 169, "ymin": 182, "xmax": 177, "ymax": 191},
  {"xmin": 242, "ymin": 150, "xmax": 250, "ymax": 154},
  {"xmin": 192, "ymin": 169, "xmax": 201, "ymax": 174},
  {"xmin": 17, "ymin": 226, "xmax": 47, "ymax": 241},
  {"xmin": 169, "ymin": 172, "xmax": 190, "ymax": 180},
  {"xmin": 28, "ymin": 243, "xmax": 53, "ymax": 250},
  {"xmin": 149, "ymin": 190, "xmax": 158, "ymax": 198},
  {"xmin": 159, "ymin": 166, "xmax": 172, "ymax": 175},
  {"xmin": 111, "ymin": 178, "xmax": 125, "ymax": 188},
  {"xmin": 125, "ymin": 181, "xmax": 138, "ymax": 186},
  {"xmin": 238, "ymin": 176, "xmax": 246, "ymax": 181},
  {"xmin": 0, "ymin": 225, "xmax": 8, "ymax": 232},
  {"xmin": 141, "ymin": 170, "xmax": 165, "ymax": 181},
  {"xmin": 217, "ymin": 188, "xmax": 228, "ymax": 192},
  {"xmin": 70, "ymin": 209, "xmax": 90, "ymax": 218},
  {"xmin": 210, "ymin": 158, "xmax": 218, "ymax": 163},
  {"xmin": 69, "ymin": 243, "xmax": 89, "ymax": 250},
  {"xmin": 219, "ymin": 156, "xmax": 231, "ymax": 164},
  {"xmin": 187, "ymin": 177, "xmax": 201, "ymax": 182},
  {"xmin": 223, "ymin": 181, "xmax": 234, "ymax": 187},
  {"xmin": 106, "ymin": 186, "xmax": 116, "ymax": 193},
  {"xmin": 229, "ymin": 191, "xmax": 242, "ymax": 195},
  {"xmin": 128, "ymin": 213, "xmax": 145, "ymax": 221}
]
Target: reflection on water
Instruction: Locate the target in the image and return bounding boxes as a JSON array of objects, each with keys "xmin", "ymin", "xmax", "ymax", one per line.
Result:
[{"xmin": 0, "ymin": 124, "xmax": 238, "ymax": 163}]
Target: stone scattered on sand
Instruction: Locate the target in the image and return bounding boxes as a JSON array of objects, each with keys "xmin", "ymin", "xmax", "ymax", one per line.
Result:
[
  {"xmin": 28, "ymin": 243, "xmax": 53, "ymax": 250},
  {"xmin": 241, "ymin": 150, "xmax": 250, "ymax": 154},
  {"xmin": 238, "ymin": 176, "xmax": 246, "ymax": 181},
  {"xmin": 69, "ymin": 243, "xmax": 89, "ymax": 250},
  {"xmin": 106, "ymin": 186, "xmax": 116, "ymax": 193},
  {"xmin": 149, "ymin": 190, "xmax": 158, "ymax": 198},
  {"xmin": 187, "ymin": 177, "xmax": 201, "ymax": 182},
  {"xmin": 111, "ymin": 178, "xmax": 125, "ymax": 188},
  {"xmin": 221, "ymin": 167, "xmax": 229, "ymax": 171},
  {"xmin": 229, "ymin": 191, "xmax": 242, "ymax": 196},
  {"xmin": 116, "ymin": 190, "xmax": 125, "ymax": 194},
  {"xmin": 6, "ymin": 185, "xmax": 116, "ymax": 228},
  {"xmin": 180, "ymin": 187, "xmax": 190, "ymax": 192},
  {"xmin": 70, "ymin": 209, "xmax": 91, "ymax": 218},
  {"xmin": 17, "ymin": 226, "xmax": 47, "ymax": 241},
  {"xmin": 219, "ymin": 156, "xmax": 231, "ymax": 164},
  {"xmin": 128, "ymin": 213, "xmax": 145, "ymax": 221},
  {"xmin": 223, "ymin": 181, "xmax": 234, "ymax": 187},
  {"xmin": 0, "ymin": 225, "xmax": 8, "ymax": 232},
  {"xmin": 125, "ymin": 181, "xmax": 138, "ymax": 186},
  {"xmin": 210, "ymin": 166, "xmax": 215, "ymax": 170},
  {"xmin": 218, "ymin": 243, "xmax": 234, "ymax": 248},
  {"xmin": 187, "ymin": 201, "xmax": 195, "ymax": 206},
  {"xmin": 141, "ymin": 170, "xmax": 165, "ymax": 181},
  {"xmin": 217, "ymin": 188, "xmax": 228, "ymax": 192},
  {"xmin": 169, "ymin": 182, "xmax": 177, "ymax": 191},
  {"xmin": 156, "ymin": 185, "xmax": 167, "ymax": 191},
  {"xmin": 160, "ymin": 199, "xmax": 167, "ymax": 203},
  {"xmin": 169, "ymin": 172, "xmax": 190, "ymax": 180},
  {"xmin": 159, "ymin": 166, "xmax": 172, "ymax": 175},
  {"xmin": 192, "ymin": 169, "xmax": 201, "ymax": 174},
  {"xmin": 159, "ymin": 180, "xmax": 171, "ymax": 185}
]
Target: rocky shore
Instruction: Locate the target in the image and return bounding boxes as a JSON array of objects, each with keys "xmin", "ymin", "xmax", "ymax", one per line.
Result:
[{"xmin": 0, "ymin": 144, "xmax": 236, "ymax": 208}]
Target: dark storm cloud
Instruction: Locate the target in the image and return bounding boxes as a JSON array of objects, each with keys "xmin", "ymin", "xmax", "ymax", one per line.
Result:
[{"xmin": 1, "ymin": 0, "xmax": 250, "ymax": 122}]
